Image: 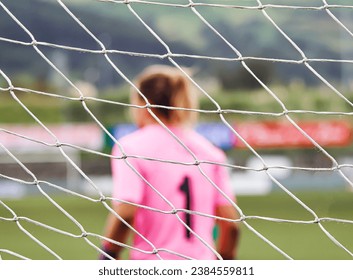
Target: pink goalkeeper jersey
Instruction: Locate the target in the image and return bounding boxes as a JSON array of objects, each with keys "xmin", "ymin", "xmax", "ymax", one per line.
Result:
[{"xmin": 111, "ymin": 124, "xmax": 234, "ymax": 260}]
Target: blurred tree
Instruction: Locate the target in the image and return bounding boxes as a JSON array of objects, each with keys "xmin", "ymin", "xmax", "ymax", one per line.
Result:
[{"xmin": 218, "ymin": 60, "xmax": 275, "ymax": 90}]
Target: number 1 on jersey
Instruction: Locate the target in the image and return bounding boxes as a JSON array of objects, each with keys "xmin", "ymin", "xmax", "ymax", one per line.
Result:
[{"xmin": 179, "ymin": 177, "xmax": 192, "ymax": 239}]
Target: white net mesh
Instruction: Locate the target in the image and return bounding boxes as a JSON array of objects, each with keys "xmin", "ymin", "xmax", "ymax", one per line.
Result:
[{"xmin": 0, "ymin": 0, "xmax": 353, "ymax": 260}]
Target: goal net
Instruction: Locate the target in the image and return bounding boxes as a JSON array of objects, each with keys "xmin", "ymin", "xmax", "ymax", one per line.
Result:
[{"xmin": 0, "ymin": 0, "xmax": 353, "ymax": 260}]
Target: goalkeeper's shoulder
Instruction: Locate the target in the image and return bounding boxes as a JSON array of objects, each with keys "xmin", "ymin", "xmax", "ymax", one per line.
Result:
[
  {"xmin": 112, "ymin": 127, "xmax": 148, "ymax": 154},
  {"xmin": 190, "ymin": 129, "xmax": 227, "ymax": 162}
]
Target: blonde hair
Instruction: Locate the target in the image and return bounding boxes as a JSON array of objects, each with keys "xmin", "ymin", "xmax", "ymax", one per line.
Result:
[{"xmin": 132, "ymin": 65, "xmax": 198, "ymax": 125}]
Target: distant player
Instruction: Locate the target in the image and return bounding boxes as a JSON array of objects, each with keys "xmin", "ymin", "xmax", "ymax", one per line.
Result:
[{"xmin": 101, "ymin": 65, "xmax": 240, "ymax": 260}]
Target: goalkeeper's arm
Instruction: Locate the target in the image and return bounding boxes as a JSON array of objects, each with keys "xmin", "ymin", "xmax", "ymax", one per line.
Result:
[
  {"xmin": 216, "ymin": 205, "xmax": 240, "ymax": 260},
  {"xmin": 100, "ymin": 203, "xmax": 137, "ymax": 260}
]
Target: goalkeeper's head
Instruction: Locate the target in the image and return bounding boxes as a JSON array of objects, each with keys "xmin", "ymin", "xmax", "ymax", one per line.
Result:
[{"xmin": 130, "ymin": 65, "xmax": 198, "ymax": 127}]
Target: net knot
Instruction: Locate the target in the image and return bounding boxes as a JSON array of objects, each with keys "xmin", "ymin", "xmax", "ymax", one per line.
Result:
[
  {"xmin": 188, "ymin": 1, "xmax": 195, "ymax": 7},
  {"xmin": 101, "ymin": 47, "xmax": 107, "ymax": 55},
  {"xmin": 81, "ymin": 231, "xmax": 88, "ymax": 238},
  {"xmin": 300, "ymin": 57, "xmax": 309, "ymax": 64}
]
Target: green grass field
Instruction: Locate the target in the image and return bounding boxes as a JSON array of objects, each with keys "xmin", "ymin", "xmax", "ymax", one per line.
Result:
[{"xmin": 0, "ymin": 191, "xmax": 352, "ymax": 260}]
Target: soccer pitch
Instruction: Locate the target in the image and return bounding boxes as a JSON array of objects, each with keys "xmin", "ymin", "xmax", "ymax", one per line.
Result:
[{"xmin": 0, "ymin": 191, "xmax": 352, "ymax": 260}]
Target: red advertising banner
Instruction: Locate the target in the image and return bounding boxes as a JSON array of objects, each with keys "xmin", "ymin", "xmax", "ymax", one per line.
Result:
[{"xmin": 235, "ymin": 121, "xmax": 353, "ymax": 148}]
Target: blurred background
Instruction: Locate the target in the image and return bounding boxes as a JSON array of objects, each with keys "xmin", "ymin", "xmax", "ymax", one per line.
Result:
[{"xmin": 0, "ymin": 0, "xmax": 353, "ymax": 259}]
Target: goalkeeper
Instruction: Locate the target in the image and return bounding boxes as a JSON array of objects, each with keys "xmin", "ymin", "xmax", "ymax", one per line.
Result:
[{"xmin": 101, "ymin": 65, "xmax": 240, "ymax": 260}]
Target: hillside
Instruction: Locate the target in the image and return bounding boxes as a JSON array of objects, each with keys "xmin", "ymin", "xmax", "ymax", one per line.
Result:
[{"xmin": 1, "ymin": 0, "xmax": 352, "ymax": 88}]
